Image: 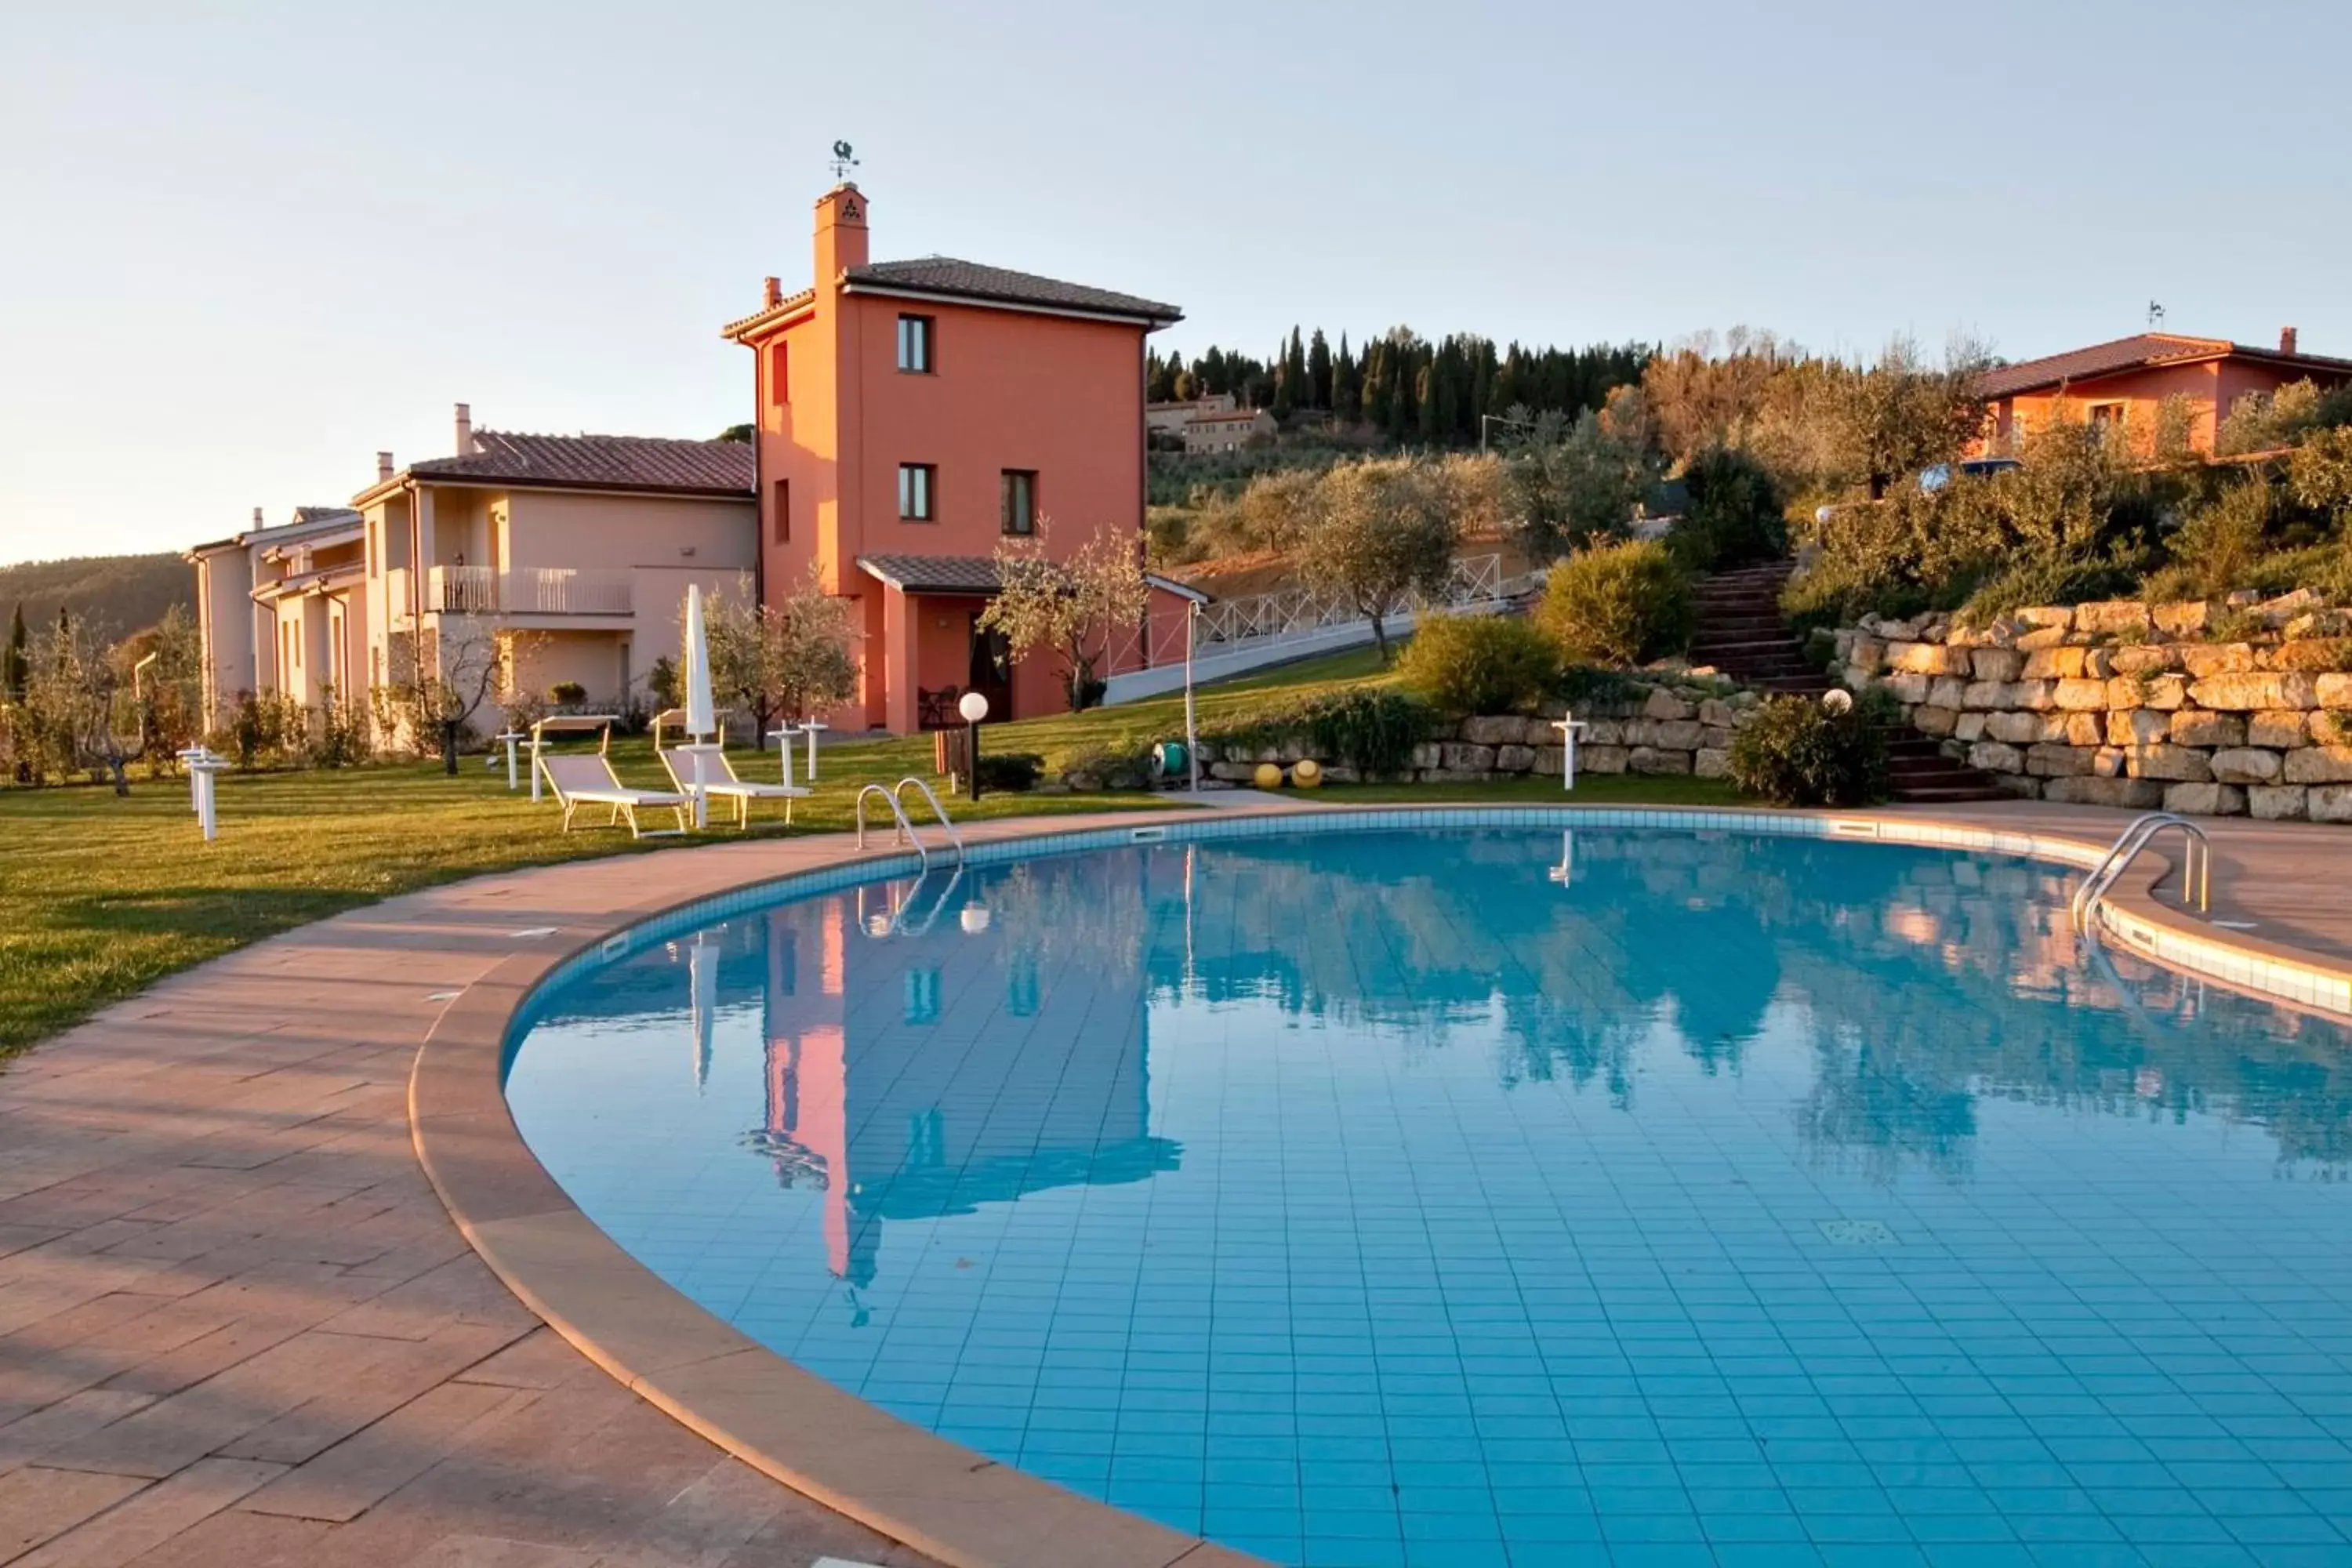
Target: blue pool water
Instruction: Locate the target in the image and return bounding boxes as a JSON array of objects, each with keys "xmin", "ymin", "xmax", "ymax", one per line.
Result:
[{"xmin": 506, "ymin": 826, "xmax": 2352, "ymax": 1567}]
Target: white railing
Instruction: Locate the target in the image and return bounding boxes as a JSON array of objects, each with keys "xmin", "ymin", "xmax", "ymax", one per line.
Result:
[
  {"xmin": 408, "ymin": 565, "xmax": 633, "ymax": 616},
  {"xmin": 1111, "ymin": 552, "xmax": 1512, "ymax": 671},
  {"xmin": 501, "ymin": 568, "xmax": 633, "ymax": 615}
]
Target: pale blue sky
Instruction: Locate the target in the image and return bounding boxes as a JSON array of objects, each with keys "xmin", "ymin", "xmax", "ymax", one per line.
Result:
[{"xmin": 2, "ymin": 0, "xmax": 2347, "ymax": 564}]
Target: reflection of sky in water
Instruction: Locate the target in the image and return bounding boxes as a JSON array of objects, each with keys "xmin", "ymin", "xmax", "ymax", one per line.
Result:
[{"xmin": 508, "ymin": 829, "xmax": 2352, "ymax": 1566}]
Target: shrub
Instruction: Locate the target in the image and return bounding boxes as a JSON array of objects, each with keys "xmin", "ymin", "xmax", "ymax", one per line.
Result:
[
  {"xmin": 547, "ymin": 681, "xmax": 587, "ymax": 705},
  {"xmin": 1536, "ymin": 539, "xmax": 1693, "ymax": 666},
  {"xmin": 1671, "ymin": 445, "xmax": 1786, "ymax": 571},
  {"xmin": 1061, "ymin": 743, "xmax": 1151, "ymax": 790},
  {"xmin": 1396, "ymin": 612, "xmax": 1559, "ymax": 715},
  {"xmin": 1201, "ymin": 688, "xmax": 1436, "ymax": 779},
  {"xmin": 1553, "ymin": 663, "xmax": 1642, "ymax": 711},
  {"xmin": 975, "ymin": 750, "xmax": 1044, "ymax": 793},
  {"xmin": 2140, "ymin": 477, "xmax": 2274, "ymax": 603},
  {"xmin": 1726, "ymin": 695, "xmax": 1889, "ymax": 807}
]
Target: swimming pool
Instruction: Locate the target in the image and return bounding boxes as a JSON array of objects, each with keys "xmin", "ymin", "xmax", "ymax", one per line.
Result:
[{"xmin": 505, "ymin": 824, "xmax": 2352, "ymax": 1567}]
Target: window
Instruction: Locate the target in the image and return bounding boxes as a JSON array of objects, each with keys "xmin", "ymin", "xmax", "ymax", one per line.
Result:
[
  {"xmin": 766, "ymin": 340, "xmax": 789, "ymax": 405},
  {"xmin": 771, "ymin": 478, "xmax": 790, "ymax": 545},
  {"xmin": 1000, "ymin": 470, "xmax": 1036, "ymax": 535},
  {"xmin": 898, "ymin": 463, "xmax": 936, "ymax": 521},
  {"xmin": 2088, "ymin": 401, "xmax": 2127, "ymax": 429},
  {"xmin": 896, "ymin": 314, "xmax": 934, "ymax": 373}
]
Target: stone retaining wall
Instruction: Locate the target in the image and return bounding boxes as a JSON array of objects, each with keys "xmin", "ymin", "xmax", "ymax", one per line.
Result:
[
  {"xmin": 1831, "ymin": 591, "xmax": 2352, "ymax": 821},
  {"xmin": 1194, "ymin": 682, "xmax": 1761, "ymax": 785}
]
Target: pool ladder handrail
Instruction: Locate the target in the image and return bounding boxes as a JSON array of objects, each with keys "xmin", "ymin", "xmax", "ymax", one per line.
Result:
[
  {"xmin": 855, "ymin": 783, "xmax": 929, "ymax": 867},
  {"xmin": 852, "ymin": 777, "xmax": 967, "ymax": 868},
  {"xmin": 892, "ymin": 775, "xmax": 967, "ymax": 864},
  {"xmin": 2069, "ymin": 811, "xmax": 2212, "ymax": 933}
]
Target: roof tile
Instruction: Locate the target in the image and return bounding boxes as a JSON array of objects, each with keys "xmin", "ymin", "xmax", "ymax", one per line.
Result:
[
  {"xmin": 845, "ymin": 258, "xmax": 1180, "ymax": 324},
  {"xmin": 1974, "ymin": 332, "xmax": 2352, "ymax": 399},
  {"xmin": 407, "ymin": 431, "xmax": 753, "ymax": 495}
]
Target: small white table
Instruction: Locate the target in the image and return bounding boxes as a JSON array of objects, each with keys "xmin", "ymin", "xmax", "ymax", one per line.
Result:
[
  {"xmin": 492, "ymin": 731, "xmax": 526, "ymax": 791},
  {"xmin": 176, "ymin": 746, "xmax": 230, "ymax": 841},
  {"xmin": 1551, "ymin": 714, "xmax": 1589, "ymax": 792},
  {"xmin": 797, "ymin": 720, "xmax": 828, "ymax": 782}
]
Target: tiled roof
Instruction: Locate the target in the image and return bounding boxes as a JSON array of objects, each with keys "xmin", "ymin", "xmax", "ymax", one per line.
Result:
[
  {"xmin": 844, "ymin": 258, "xmax": 1181, "ymax": 324},
  {"xmin": 291, "ymin": 506, "xmax": 361, "ymax": 527},
  {"xmin": 855, "ymin": 554, "xmax": 1004, "ymax": 593},
  {"xmin": 720, "ymin": 285, "xmax": 818, "ymax": 340},
  {"xmin": 1973, "ymin": 333, "xmax": 2352, "ymax": 399},
  {"xmin": 405, "ymin": 431, "xmax": 754, "ymax": 495}
]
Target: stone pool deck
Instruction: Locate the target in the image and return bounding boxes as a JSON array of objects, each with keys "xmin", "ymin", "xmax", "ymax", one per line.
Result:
[{"xmin": 2, "ymin": 798, "xmax": 2350, "ymax": 1568}]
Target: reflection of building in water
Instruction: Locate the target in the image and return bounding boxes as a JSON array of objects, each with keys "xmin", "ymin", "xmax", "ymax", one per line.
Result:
[{"xmin": 746, "ymin": 857, "xmax": 1180, "ymax": 1288}]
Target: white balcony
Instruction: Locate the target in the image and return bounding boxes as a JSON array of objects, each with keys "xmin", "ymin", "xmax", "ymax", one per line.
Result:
[{"xmin": 394, "ymin": 565, "xmax": 635, "ymax": 617}]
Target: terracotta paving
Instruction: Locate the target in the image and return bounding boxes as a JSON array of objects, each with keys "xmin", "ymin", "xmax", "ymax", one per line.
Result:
[{"xmin": 2, "ymin": 799, "xmax": 2349, "ymax": 1568}]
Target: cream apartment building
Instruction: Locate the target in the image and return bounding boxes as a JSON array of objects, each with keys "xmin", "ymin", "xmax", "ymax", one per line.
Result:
[
  {"xmin": 185, "ymin": 504, "xmax": 369, "ymax": 729},
  {"xmin": 350, "ymin": 406, "xmax": 758, "ymax": 723}
]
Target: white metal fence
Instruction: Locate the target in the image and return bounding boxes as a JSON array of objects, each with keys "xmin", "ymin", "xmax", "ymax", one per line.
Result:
[{"xmin": 390, "ymin": 565, "xmax": 636, "ymax": 617}]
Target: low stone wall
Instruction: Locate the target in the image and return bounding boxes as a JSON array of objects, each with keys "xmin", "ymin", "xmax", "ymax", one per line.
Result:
[
  {"xmin": 1195, "ymin": 681, "xmax": 1760, "ymax": 785},
  {"xmin": 1831, "ymin": 592, "xmax": 2352, "ymax": 820}
]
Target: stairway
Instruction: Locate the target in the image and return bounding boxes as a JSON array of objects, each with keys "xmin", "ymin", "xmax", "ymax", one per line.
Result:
[
  {"xmin": 1689, "ymin": 561, "xmax": 1831, "ymax": 695},
  {"xmin": 1690, "ymin": 560, "xmax": 2006, "ymax": 804}
]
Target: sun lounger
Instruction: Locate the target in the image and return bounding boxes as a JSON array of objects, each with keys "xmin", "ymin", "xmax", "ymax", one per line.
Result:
[
  {"xmin": 659, "ymin": 742, "xmax": 810, "ymax": 830},
  {"xmin": 535, "ymin": 750, "xmax": 692, "ymax": 839}
]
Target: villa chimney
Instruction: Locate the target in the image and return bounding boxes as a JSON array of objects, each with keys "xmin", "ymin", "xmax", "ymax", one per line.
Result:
[
  {"xmin": 454, "ymin": 401, "xmax": 474, "ymax": 456},
  {"xmin": 813, "ymin": 181, "xmax": 869, "ymax": 285},
  {"xmin": 252, "ymin": 506, "xmax": 264, "ymax": 528},
  {"xmin": 763, "ymin": 275, "xmax": 782, "ymax": 308},
  {"xmin": 2281, "ymin": 326, "xmax": 2299, "ymax": 355},
  {"xmin": 376, "ymin": 451, "xmax": 394, "ymax": 481}
]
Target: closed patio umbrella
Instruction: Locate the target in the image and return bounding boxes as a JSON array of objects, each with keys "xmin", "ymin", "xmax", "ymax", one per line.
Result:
[{"xmin": 681, "ymin": 585, "xmax": 717, "ymax": 826}]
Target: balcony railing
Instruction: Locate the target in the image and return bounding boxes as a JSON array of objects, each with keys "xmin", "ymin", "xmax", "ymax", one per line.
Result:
[{"xmin": 393, "ymin": 565, "xmax": 635, "ymax": 617}]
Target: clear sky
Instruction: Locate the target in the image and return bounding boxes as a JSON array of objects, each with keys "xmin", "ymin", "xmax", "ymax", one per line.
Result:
[{"xmin": 3, "ymin": 0, "xmax": 2347, "ymax": 564}]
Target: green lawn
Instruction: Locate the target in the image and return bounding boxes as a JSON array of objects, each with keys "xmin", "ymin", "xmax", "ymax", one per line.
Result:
[{"xmin": 0, "ymin": 644, "xmax": 1725, "ymax": 1058}]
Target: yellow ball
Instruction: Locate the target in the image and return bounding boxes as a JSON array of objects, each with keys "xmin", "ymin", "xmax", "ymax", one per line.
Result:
[
  {"xmin": 1293, "ymin": 758, "xmax": 1323, "ymax": 788},
  {"xmin": 1254, "ymin": 762, "xmax": 1284, "ymax": 789}
]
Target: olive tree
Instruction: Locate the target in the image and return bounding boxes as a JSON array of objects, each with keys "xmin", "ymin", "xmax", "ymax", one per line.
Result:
[
  {"xmin": 703, "ymin": 566, "xmax": 861, "ymax": 738},
  {"xmin": 978, "ymin": 521, "xmax": 1150, "ymax": 710},
  {"xmin": 1295, "ymin": 457, "xmax": 1459, "ymax": 663}
]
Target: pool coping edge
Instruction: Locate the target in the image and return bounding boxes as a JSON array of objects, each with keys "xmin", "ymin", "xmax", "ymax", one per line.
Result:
[{"xmin": 408, "ymin": 800, "xmax": 2352, "ymax": 1568}]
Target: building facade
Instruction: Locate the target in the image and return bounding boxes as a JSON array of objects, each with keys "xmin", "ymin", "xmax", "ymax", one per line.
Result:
[
  {"xmin": 349, "ymin": 408, "xmax": 757, "ymax": 721},
  {"xmin": 184, "ymin": 505, "xmax": 368, "ymax": 730},
  {"xmin": 722, "ymin": 182, "xmax": 1190, "ymax": 732},
  {"xmin": 1181, "ymin": 407, "xmax": 1276, "ymax": 455},
  {"xmin": 1973, "ymin": 329, "xmax": 2352, "ymax": 456}
]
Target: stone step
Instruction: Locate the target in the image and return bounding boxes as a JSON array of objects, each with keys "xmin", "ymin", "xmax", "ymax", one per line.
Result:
[{"xmin": 1892, "ymin": 783, "xmax": 2011, "ymax": 803}]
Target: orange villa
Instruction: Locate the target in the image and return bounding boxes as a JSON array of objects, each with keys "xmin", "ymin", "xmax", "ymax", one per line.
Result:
[
  {"xmin": 1974, "ymin": 328, "xmax": 2352, "ymax": 455},
  {"xmin": 723, "ymin": 182, "xmax": 1195, "ymax": 731}
]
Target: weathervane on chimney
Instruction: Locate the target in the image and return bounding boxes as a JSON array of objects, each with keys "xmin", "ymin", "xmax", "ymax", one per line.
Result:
[
  {"xmin": 2147, "ymin": 299, "xmax": 2165, "ymax": 328},
  {"xmin": 829, "ymin": 140, "xmax": 858, "ymax": 181}
]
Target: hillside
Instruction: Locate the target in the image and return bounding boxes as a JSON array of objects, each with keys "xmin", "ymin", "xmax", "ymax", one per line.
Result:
[{"xmin": 0, "ymin": 552, "xmax": 193, "ymax": 639}]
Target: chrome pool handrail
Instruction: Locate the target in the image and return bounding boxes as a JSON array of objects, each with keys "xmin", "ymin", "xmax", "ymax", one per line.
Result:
[
  {"xmin": 892, "ymin": 775, "xmax": 967, "ymax": 864},
  {"xmin": 2071, "ymin": 811, "xmax": 2212, "ymax": 932},
  {"xmin": 855, "ymin": 782, "xmax": 930, "ymax": 868}
]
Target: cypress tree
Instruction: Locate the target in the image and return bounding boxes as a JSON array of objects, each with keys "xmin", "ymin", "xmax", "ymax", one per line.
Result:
[
  {"xmin": 2, "ymin": 603, "xmax": 26, "ymax": 702},
  {"xmin": 1332, "ymin": 334, "xmax": 1359, "ymax": 423},
  {"xmin": 1414, "ymin": 360, "xmax": 1439, "ymax": 442},
  {"xmin": 1307, "ymin": 328, "xmax": 1332, "ymax": 411},
  {"xmin": 1364, "ymin": 342, "xmax": 1392, "ymax": 431}
]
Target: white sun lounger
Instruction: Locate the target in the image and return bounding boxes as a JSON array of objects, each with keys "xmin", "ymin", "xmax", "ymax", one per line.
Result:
[
  {"xmin": 535, "ymin": 747, "xmax": 691, "ymax": 839},
  {"xmin": 659, "ymin": 740, "xmax": 810, "ymax": 829}
]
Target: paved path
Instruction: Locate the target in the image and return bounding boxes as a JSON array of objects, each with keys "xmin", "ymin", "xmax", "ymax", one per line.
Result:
[{"xmin": 3, "ymin": 800, "xmax": 2351, "ymax": 1568}]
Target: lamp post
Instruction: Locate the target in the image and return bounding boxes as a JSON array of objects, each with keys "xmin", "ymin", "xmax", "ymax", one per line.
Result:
[{"xmin": 958, "ymin": 690, "xmax": 989, "ymax": 802}]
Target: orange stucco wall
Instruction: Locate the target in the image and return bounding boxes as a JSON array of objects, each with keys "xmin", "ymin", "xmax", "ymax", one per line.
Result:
[{"xmin": 744, "ymin": 183, "xmax": 1153, "ymax": 733}]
